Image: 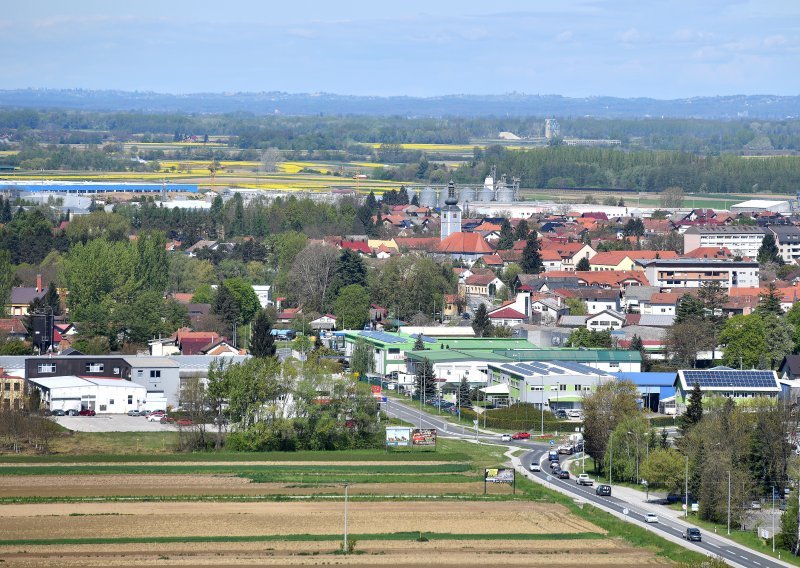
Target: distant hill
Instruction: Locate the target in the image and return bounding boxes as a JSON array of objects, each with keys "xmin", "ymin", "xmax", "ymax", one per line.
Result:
[{"xmin": 0, "ymin": 89, "xmax": 798, "ymax": 119}]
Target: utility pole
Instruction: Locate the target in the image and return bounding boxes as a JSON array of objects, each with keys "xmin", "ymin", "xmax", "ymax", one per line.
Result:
[
  {"xmin": 727, "ymin": 470, "xmax": 731, "ymax": 535},
  {"xmin": 772, "ymin": 486, "xmax": 776, "ymax": 552},
  {"xmin": 609, "ymin": 433, "xmax": 613, "ymax": 485},
  {"xmin": 540, "ymin": 375, "xmax": 544, "ymax": 437},
  {"xmin": 685, "ymin": 454, "xmax": 689, "ymax": 519},
  {"xmin": 343, "ymin": 483, "xmax": 350, "ymax": 554}
]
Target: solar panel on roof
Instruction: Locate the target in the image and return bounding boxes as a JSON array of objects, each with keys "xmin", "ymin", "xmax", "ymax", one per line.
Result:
[
  {"xmin": 683, "ymin": 370, "xmax": 777, "ymax": 389},
  {"xmin": 360, "ymin": 331, "xmax": 404, "ymax": 344}
]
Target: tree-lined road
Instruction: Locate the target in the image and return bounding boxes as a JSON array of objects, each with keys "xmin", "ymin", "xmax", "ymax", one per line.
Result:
[{"xmin": 384, "ymin": 398, "xmax": 791, "ymax": 568}]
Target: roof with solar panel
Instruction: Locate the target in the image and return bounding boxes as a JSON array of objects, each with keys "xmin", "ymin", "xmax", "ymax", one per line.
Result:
[
  {"xmin": 490, "ymin": 360, "xmax": 614, "ymax": 379},
  {"xmin": 677, "ymin": 367, "xmax": 780, "ymax": 392}
]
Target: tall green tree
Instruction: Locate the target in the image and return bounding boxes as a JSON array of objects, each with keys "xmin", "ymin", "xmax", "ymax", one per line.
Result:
[
  {"xmin": 135, "ymin": 231, "xmax": 169, "ymax": 295},
  {"xmin": 212, "ymin": 282, "xmax": 241, "ymax": 338},
  {"xmin": 575, "ymin": 256, "xmax": 590, "ymax": 271},
  {"xmin": 755, "ymin": 282, "xmax": 783, "ymax": 316},
  {"xmin": 0, "ymin": 250, "xmax": 13, "ymax": 316},
  {"xmin": 520, "ymin": 234, "xmax": 543, "ymax": 274},
  {"xmin": 327, "ymin": 249, "xmax": 368, "ymax": 304},
  {"xmin": 415, "ymin": 357, "xmax": 436, "ymax": 400},
  {"xmin": 496, "ymin": 219, "xmax": 514, "ymax": 250},
  {"xmin": 674, "ymin": 295, "xmax": 705, "ymax": 324},
  {"xmin": 43, "ymin": 283, "xmax": 61, "ymax": 316},
  {"xmin": 457, "ymin": 376, "xmax": 471, "ymax": 408},
  {"xmin": 350, "ymin": 338, "xmax": 374, "ymax": 376},
  {"xmin": 719, "ymin": 314, "xmax": 771, "ymax": 369},
  {"xmin": 334, "ymin": 284, "xmax": 371, "ymax": 330},
  {"xmin": 471, "ymin": 304, "xmax": 492, "ymax": 338},
  {"xmin": 757, "ymin": 233, "xmax": 783, "ymax": 265},
  {"xmin": 250, "ymin": 309, "xmax": 276, "ymax": 358},
  {"xmin": 413, "ymin": 335, "xmax": 425, "ymax": 351},
  {"xmin": 222, "ymin": 277, "xmax": 261, "ymax": 324},
  {"xmin": 680, "ymin": 382, "xmax": 703, "ymax": 433},
  {"xmin": 582, "ymin": 380, "xmax": 641, "ymax": 473},
  {"xmin": 514, "ymin": 219, "xmax": 530, "ymax": 241}
]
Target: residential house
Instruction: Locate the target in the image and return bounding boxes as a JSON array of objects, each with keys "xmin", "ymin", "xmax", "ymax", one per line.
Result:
[
  {"xmin": 370, "ymin": 304, "xmax": 389, "ymax": 325},
  {"xmin": 530, "ymin": 298, "xmax": 567, "ymax": 323},
  {"xmin": 589, "ymin": 250, "xmax": 678, "ymax": 271},
  {"xmin": 460, "ymin": 271, "xmax": 504, "ymax": 301},
  {"xmin": 541, "ymin": 249, "xmax": 564, "ymax": 272},
  {"xmin": 175, "ymin": 330, "xmax": 222, "ymax": 355},
  {"xmin": 586, "ymin": 309, "xmax": 625, "ymax": 331},
  {"xmin": 252, "ymin": 285, "xmax": 272, "ymax": 309},
  {"xmin": 443, "ymin": 294, "xmax": 461, "ymax": 320},
  {"xmin": 479, "ymin": 254, "xmax": 504, "ymax": 269},
  {"xmin": 276, "ymin": 307, "xmax": 301, "ymax": 325},
  {"xmin": 621, "ymin": 286, "xmax": 661, "ymax": 314},
  {"xmin": 6, "ymin": 275, "xmax": 47, "ymax": 317},
  {"xmin": 544, "ymin": 270, "xmax": 648, "ymax": 290},
  {"xmin": 540, "ymin": 241, "xmax": 596, "ymax": 271},
  {"xmin": 0, "ymin": 367, "xmax": 26, "ymax": 410},
  {"xmin": 681, "ymin": 247, "xmax": 735, "ymax": 260},
  {"xmin": 201, "ymin": 339, "xmax": 245, "ymax": 356},
  {"xmin": 487, "ymin": 306, "xmax": 527, "ymax": 327},
  {"xmin": 0, "ymin": 319, "xmax": 28, "ymax": 342},
  {"xmin": 310, "ymin": 314, "xmax": 337, "ymax": 331},
  {"xmin": 641, "ymin": 292, "xmax": 684, "ymax": 315},
  {"xmin": 569, "ymin": 288, "xmax": 620, "ymax": 314}
]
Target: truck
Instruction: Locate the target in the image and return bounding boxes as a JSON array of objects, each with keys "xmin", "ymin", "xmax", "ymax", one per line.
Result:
[{"xmin": 576, "ymin": 474, "xmax": 594, "ymax": 486}]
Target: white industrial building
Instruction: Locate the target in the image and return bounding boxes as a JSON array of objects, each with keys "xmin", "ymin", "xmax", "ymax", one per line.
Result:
[
  {"xmin": 29, "ymin": 376, "xmax": 148, "ymax": 414},
  {"xmin": 730, "ymin": 200, "xmax": 792, "ymax": 215},
  {"xmin": 682, "ymin": 225, "xmax": 766, "ymax": 259}
]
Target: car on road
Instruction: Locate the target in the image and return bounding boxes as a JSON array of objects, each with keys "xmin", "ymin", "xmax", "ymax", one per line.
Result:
[
  {"xmin": 511, "ymin": 432, "xmax": 530, "ymax": 440},
  {"xmin": 127, "ymin": 409, "xmax": 141, "ymax": 416},
  {"xmin": 500, "ymin": 434, "xmax": 512, "ymax": 442},
  {"xmin": 147, "ymin": 412, "xmax": 165, "ymax": 422},
  {"xmin": 595, "ymin": 484, "xmax": 612, "ymax": 496},
  {"xmin": 557, "ymin": 444, "xmax": 574, "ymax": 454},
  {"xmin": 644, "ymin": 513, "xmax": 658, "ymax": 523},
  {"xmin": 51, "ymin": 409, "xmax": 65, "ymax": 416},
  {"xmin": 576, "ymin": 473, "xmax": 593, "ymax": 486},
  {"xmin": 550, "ymin": 460, "xmax": 561, "ymax": 470},
  {"xmin": 78, "ymin": 409, "xmax": 96, "ymax": 416},
  {"xmin": 682, "ymin": 528, "xmax": 702, "ymax": 542},
  {"xmin": 558, "ymin": 469, "xmax": 570, "ymax": 479},
  {"xmin": 176, "ymin": 418, "xmax": 193, "ymax": 426},
  {"xmin": 567, "ymin": 409, "xmax": 583, "ymax": 419},
  {"xmin": 530, "ymin": 463, "xmax": 541, "ymax": 472}
]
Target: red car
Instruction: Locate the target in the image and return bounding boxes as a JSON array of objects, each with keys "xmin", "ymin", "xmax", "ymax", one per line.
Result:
[
  {"xmin": 160, "ymin": 416, "xmax": 175, "ymax": 424},
  {"xmin": 511, "ymin": 432, "xmax": 531, "ymax": 440},
  {"xmin": 176, "ymin": 418, "xmax": 193, "ymax": 426},
  {"xmin": 78, "ymin": 409, "xmax": 96, "ymax": 416}
]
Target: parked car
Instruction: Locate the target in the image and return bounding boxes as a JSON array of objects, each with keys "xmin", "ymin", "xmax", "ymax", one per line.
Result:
[
  {"xmin": 127, "ymin": 409, "xmax": 141, "ymax": 416},
  {"xmin": 66, "ymin": 409, "xmax": 78, "ymax": 416},
  {"xmin": 176, "ymin": 418, "xmax": 193, "ymax": 426},
  {"xmin": 644, "ymin": 513, "xmax": 659, "ymax": 523},
  {"xmin": 530, "ymin": 463, "xmax": 541, "ymax": 472},
  {"xmin": 567, "ymin": 409, "xmax": 583, "ymax": 419},
  {"xmin": 596, "ymin": 484, "xmax": 612, "ymax": 496},
  {"xmin": 51, "ymin": 409, "xmax": 65, "ymax": 416},
  {"xmin": 682, "ymin": 528, "xmax": 702, "ymax": 542},
  {"xmin": 751, "ymin": 501, "xmax": 762, "ymax": 510},
  {"xmin": 576, "ymin": 474, "xmax": 593, "ymax": 486},
  {"xmin": 500, "ymin": 434, "xmax": 512, "ymax": 442},
  {"xmin": 554, "ymin": 409, "xmax": 568, "ymax": 419},
  {"xmin": 511, "ymin": 432, "xmax": 530, "ymax": 440},
  {"xmin": 558, "ymin": 469, "xmax": 571, "ymax": 479},
  {"xmin": 78, "ymin": 409, "xmax": 96, "ymax": 416},
  {"xmin": 160, "ymin": 416, "xmax": 175, "ymax": 424}
]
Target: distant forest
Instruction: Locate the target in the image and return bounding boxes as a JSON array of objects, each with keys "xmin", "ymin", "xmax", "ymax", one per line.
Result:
[{"xmin": 2, "ymin": 108, "xmax": 800, "ymax": 193}]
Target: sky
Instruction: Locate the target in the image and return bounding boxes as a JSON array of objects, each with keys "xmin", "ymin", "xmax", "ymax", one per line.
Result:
[{"xmin": 2, "ymin": 0, "xmax": 799, "ymax": 98}]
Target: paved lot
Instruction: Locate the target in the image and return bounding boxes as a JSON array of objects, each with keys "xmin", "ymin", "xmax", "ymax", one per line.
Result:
[{"xmin": 54, "ymin": 414, "xmax": 182, "ymax": 432}]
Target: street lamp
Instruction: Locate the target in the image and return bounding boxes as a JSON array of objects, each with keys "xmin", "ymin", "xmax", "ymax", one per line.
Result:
[
  {"xmin": 684, "ymin": 454, "xmax": 689, "ymax": 519},
  {"xmin": 540, "ymin": 375, "xmax": 545, "ymax": 437},
  {"xmin": 608, "ymin": 432, "xmax": 614, "ymax": 485},
  {"xmin": 727, "ymin": 470, "xmax": 731, "ymax": 535}
]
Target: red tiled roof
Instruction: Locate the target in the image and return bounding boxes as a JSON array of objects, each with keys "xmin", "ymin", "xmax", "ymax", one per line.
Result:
[
  {"xmin": 590, "ymin": 250, "xmax": 678, "ymax": 266},
  {"xmin": 488, "ymin": 307, "xmax": 527, "ymax": 320},
  {"xmin": 395, "ymin": 237, "xmax": 441, "ymax": 251},
  {"xmin": 437, "ymin": 232, "xmax": 493, "ymax": 254},
  {"xmin": 481, "ymin": 254, "xmax": 504, "ymax": 266},
  {"xmin": 544, "ymin": 270, "xmax": 648, "ymax": 287},
  {"xmin": 340, "ymin": 241, "xmax": 371, "ymax": 254},
  {"xmin": 465, "ymin": 272, "xmax": 500, "ymax": 286},
  {"xmin": 681, "ymin": 247, "xmax": 734, "ymax": 260},
  {"xmin": 171, "ymin": 293, "xmax": 194, "ymax": 304}
]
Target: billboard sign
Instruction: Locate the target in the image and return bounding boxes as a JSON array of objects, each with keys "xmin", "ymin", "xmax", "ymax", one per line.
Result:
[
  {"xmin": 412, "ymin": 428, "xmax": 437, "ymax": 446},
  {"xmin": 386, "ymin": 426, "xmax": 411, "ymax": 447},
  {"xmin": 485, "ymin": 468, "xmax": 515, "ymax": 484}
]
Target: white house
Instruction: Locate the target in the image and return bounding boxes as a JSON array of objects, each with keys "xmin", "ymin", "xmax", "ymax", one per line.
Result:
[
  {"xmin": 488, "ymin": 307, "xmax": 527, "ymax": 327},
  {"xmin": 252, "ymin": 285, "xmax": 273, "ymax": 309},
  {"xmin": 29, "ymin": 376, "xmax": 147, "ymax": 414},
  {"xmin": 311, "ymin": 314, "xmax": 337, "ymax": 331},
  {"xmin": 586, "ymin": 309, "xmax": 625, "ymax": 331}
]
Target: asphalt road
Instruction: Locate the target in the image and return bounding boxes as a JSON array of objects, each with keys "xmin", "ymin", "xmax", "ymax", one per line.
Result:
[{"xmin": 384, "ymin": 398, "xmax": 791, "ymax": 568}]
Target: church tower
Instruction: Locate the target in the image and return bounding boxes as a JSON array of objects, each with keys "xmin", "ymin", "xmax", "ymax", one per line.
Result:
[{"xmin": 440, "ymin": 180, "xmax": 462, "ymax": 240}]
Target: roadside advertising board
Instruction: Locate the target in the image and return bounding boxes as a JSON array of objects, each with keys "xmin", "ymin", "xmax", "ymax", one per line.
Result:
[
  {"xmin": 484, "ymin": 468, "xmax": 515, "ymax": 484},
  {"xmin": 385, "ymin": 426, "xmax": 411, "ymax": 447},
  {"xmin": 412, "ymin": 428, "xmax": 437, "ymax": 446}
]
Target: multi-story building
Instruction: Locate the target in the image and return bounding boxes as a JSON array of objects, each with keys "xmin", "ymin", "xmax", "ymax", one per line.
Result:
[
  {"xmin": 766, "ymin": 226, "xmax": 800, "ymax": 264},
  {"xmin": 636, "ymin": 258, "xmax": 759, "ymax": 289},
  {"xmin": 682, "ymin": 226, "xmax": 766, "ymax": 259}
]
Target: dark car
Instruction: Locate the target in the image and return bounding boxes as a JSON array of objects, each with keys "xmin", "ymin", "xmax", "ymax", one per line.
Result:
[
  {"xmin": 596, "ymin": 484, "xmax": 612, "ymax": 496},
  {"xmin": 550, "ymin": 460, "xmax": 561, "ymax": 470},
  {"xmin": 558, "ymin": 469, "xmax": 571, "ymax": 479},
  {"xmin": 683, "ymin": 528, "xmax": 702, "ymax": 542},
  {"xmin": 554, "ymin": 409, "xmax": 568, "ymax": 419},
  {"xmin": 78, "ymin": 409, "xmax": 96, "ymax": 416},
  {"xmin": 51, "ymin": 409, "xmax": 66, "ymax": 416}
]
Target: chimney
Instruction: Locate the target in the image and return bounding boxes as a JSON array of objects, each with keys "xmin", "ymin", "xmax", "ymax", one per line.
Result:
[{"xmin": 36, "ymin": 274, "xmax": 42, "ymax": 293}]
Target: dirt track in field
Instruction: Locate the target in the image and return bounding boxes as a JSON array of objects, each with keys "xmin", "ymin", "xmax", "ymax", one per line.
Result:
[{"xmin": 0, "ymin": 475, "xmax": 487, "ymax": 497}]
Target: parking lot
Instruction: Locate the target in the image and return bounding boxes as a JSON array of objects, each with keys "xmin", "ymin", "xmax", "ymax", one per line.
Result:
[{"xmin": 54, "ymin": 414, "xmax": 186, "ymax": 433}]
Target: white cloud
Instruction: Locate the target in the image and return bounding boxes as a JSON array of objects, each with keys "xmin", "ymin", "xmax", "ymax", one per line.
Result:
[
  {"xmin": 617, "ymin": 27, "xmax": 646, "ymax": 43},
  {"xmin": 555, "ymin": 30, "xmax": 574, "ymax": 42}
]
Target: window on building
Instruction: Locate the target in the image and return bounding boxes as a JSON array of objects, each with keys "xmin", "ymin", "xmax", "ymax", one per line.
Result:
[
  {"xmin": 128, "ymin": 395, "xmax": 133, "ymax": 404},
  {"xmin": 108, "ymin": 399, "xmax": 114, "ymax": 405},
  {"xmin": 3, "ymin": 383, "xmax": 9, "ymax": 391},
  {"xmin": 99, "ymin": 405, "xmax": 107, "ymax": 411},
  {"xmin": 574, "ymin": 385, "xmax": 582, "ymax": 391},
  {"xmin": 150, "ymin": 370, "xmax": 161, "ymax": 379},
  {"xmin": 85, "ymin": 363, "xmax": 104, "ymax": 373},
  {"xmin": 388, "ymin": 348, "xmax": 400, "ymax": 354},
  {"xmin": 37, "ymin": 363, "xmax": 56, "ymax": 374},
  {"xmin": 113, "ymin": 367, "xmax": 120, "ymax": 375},
  {"xmin": 137, "ymin": 370, "xmax": 144, "ymax": 378},
  {"xmin": 13, "ymin": 383, "xmax": 20, "ymax": 391},
  {"xmin": 609, "ymin": 362, "xmax": 619, "ymax": 368},
  {"xmin": 559, "ymin": 384, "xmax": 567, "ymax": 391}
]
